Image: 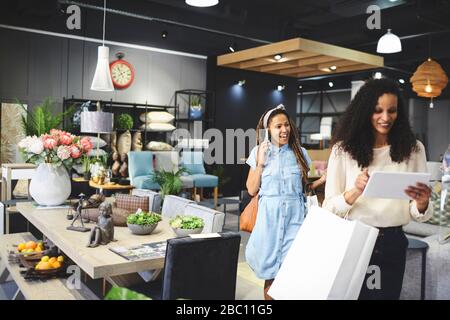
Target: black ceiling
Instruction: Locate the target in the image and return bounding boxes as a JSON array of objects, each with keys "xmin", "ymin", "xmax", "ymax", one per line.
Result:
[{"xmin": 2, "ymin": 0, "xmax": 450, "ymax": 95}]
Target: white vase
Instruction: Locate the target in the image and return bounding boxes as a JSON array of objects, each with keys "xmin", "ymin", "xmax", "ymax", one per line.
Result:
[{"xmin": 29, "ymin": 163, "xmax": 71, "ymax": 206}]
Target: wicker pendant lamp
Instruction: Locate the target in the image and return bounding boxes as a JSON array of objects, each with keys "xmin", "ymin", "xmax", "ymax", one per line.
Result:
[{"xmin": 410, "ymin": 58, "xmax": 448, "ymax": 98}]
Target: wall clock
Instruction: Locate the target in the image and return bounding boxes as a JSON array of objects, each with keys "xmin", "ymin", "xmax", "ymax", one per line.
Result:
[{"xmin": 110, "ymin": 52, "xmax": 135, "ymax": 89}]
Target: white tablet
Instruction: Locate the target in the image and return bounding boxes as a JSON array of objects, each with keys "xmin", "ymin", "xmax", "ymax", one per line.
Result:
[{"xmin": 362, "ymin": 171, "xmax": 431, "ymax": 200}]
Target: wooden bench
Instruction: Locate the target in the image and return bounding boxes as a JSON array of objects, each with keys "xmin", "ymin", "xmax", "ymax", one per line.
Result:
[{"xmin": 0, "ymin": 232, "xmax": 98, "ymax": 300}]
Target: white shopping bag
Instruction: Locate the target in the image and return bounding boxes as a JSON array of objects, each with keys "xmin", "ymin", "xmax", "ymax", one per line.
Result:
[{"xmin": 268, "ymin": 205, "xmax": 379, "ymax": 300}]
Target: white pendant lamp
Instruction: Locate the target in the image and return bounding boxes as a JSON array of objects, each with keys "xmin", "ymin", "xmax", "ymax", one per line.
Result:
[
  {"xmin": 185, "ymin": 0, "xmax": 219, "ymax": 7},
  {"xmin": 91, "ymin": 0, "xmax": 114, "ymax": 91},
  {"xmin": 377, "ymin": 29, "xmax": 402, "ymax": 54}
]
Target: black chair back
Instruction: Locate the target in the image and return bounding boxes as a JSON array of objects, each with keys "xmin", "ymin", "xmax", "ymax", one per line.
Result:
[{"xmin": 162, "ymin": 232, "xmax": 241, "ymax": 300}]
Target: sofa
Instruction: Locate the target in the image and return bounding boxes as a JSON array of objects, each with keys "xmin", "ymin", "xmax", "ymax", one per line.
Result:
[
  {"xmin": 401, "ymin": 221, "xmax": 450, "ymax": 300},
  {"xmin": 161, "ymin": 195, "xmax": 224, "ymax": 233}
]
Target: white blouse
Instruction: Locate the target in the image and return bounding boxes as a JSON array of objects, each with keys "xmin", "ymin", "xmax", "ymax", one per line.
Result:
[{"xmin": 323, "ymin": 140, "xmax": 433, "ymax": 227}]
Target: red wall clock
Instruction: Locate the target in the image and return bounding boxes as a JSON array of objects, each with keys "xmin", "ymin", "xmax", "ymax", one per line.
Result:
[{"xmin": 110, "ymin": 52, "xmax": 135, "ymax": 89}]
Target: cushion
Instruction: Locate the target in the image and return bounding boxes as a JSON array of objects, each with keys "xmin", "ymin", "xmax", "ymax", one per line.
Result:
[
  {"xmin": 12, "ymin": 180, "xmax": 29, "ymax": 198},
  {"xmin": 81, "ymin": 206, "xmax": 132, "ymax": 227},
  {"xmin": 132, "ymin": 131, "xmax": 143, "ymax": 151},
  {"xmin": 181, "ymin": 151, "xmax": 206, "ymax": 175},
  {"xmin": 82, "ymin": 136, "xmax": 107, "ymax": 148},
  {"xmin": 87, "ymin": 148, "xmax": 107, "ymax": 157},
  {"xmin": 115, "ymin": 193, "xmax": 149, "ymax": 212},
  {"xmin": 140, "ymin": 111, "xmax": 174, "ymax": 123},
  {"xmin": 189, "ymin": 174, "xmax": 218, "ymax": 188},
  {"xmin": 153, "ymin": 151, "xmax": 180, "ymax": 172},
  {"xmin": 139, "ymin": 123, "xmax": 176, "ymax": 132},
  {"xmin": 117, "ymin": 131, "xmax": 132, "ymax": 155},
  {"xmin": 425, "ymin": 182, "xmax": 450, "ymax": 228},
  {"xmin": 146, "ymin": 141, "xmax": 174, "ymax": 151}
]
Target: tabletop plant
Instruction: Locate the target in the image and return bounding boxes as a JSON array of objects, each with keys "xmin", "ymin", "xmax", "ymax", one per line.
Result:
[
  {"xmin": 169, "ymin": 215, "xmax": 204, "ymax": 230},
  {"xmin": 127, "ymin": 210, "xmax": 162, "ymax": 226}
]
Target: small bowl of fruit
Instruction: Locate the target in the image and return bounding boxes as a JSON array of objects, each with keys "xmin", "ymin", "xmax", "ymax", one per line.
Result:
[
  {"xmin": 16, "ymin": 240, "xmax": 47, "ymax": 261},
  {"xmin": 33, "ymin": 255, "xmax": 65, "ymax": 274}
]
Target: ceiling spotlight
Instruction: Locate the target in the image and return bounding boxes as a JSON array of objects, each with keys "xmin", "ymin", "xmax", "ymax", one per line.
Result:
[
  {"xmin": 328, "ymin": 81, "xmax": 334, "ymax": 88},
  {"xmin": 229, "ymin": 44, "xmax": 235, "ymax": 52},
  {"xmin": 274, "ymin": 54, "xmax": 282, "ymax": 61},
  {"xmin": 298, "ymin": 85, "xmax": 303, "ymax": 89},
  {"xmin": 329, "ymin": 65, "xmax": 337, "ymax": 71},
  {"xmin": 185, "ymin": 0, "xmax": 219, "ymax": 7},
  {"xmin": 238, "ymin": 80, "xmax": 246, "ymax": 86},
  {"xmin": 277, "ymin": 85, "xmax": 285, "ymax": 91},
  {"xmin": 374, "ymin": 72, "xmax": 382, "ymax": 79},
  {"xmin": 161, "ymin": 30, "xmax": 168, "ymax": 39},
  {"xmin": 377, "ymin": 29, "xmax": 402, "ymax": 53},
  {"xmin": 398, "ymin": 78, "xmax": 405, "ymax": 84}
]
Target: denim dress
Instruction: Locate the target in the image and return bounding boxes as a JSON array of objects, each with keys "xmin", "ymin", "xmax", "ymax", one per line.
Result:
[{"xmin": 245, "ymin": 143, "xmax": 311, "ymax": 279}]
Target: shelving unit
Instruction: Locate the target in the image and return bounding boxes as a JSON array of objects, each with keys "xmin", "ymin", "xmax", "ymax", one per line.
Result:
[
  {"xmin": 174, "ymin": 89, "xmax": 215, "ymax": 144},
  {"xmin": 62, "ymin": 97, "xmax": 178, "ymax": 147}
]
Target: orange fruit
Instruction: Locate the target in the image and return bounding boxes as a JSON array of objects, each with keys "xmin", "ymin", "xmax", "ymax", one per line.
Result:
[
  {"xmin": 36, "ymin": 261, "xmax": 52, "ymax": 270},
  {"xmin": 17, "ymin": 243, "xmax": 26, "ymax": 252},
  {"xmin": 48, "ymin": 257, "xmax": 57, "ymax": 264},
  {"xmin": 25, "ymin": 241, "xmax": 37, "ymax": 250},
  {"xmin": 52, "ymin": 261, "xmax": 61, "ymax": 269},
  {"xmin": 57, "ymin": 256, "xmax": 64, "ymax": 262}
]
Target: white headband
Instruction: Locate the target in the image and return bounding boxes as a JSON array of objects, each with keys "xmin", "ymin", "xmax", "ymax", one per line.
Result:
[{"xmin": 263, "ymin": 104, "xmax": 285, "ymax": 128}]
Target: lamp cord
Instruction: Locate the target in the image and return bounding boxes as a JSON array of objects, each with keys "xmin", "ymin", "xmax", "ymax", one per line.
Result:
[{"xmin": 102, "ymin": 0, "xmax": 106, "ymax": 46}]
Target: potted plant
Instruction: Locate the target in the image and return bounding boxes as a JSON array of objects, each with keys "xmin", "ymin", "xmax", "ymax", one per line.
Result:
[
  {"xmin": 115, "ymin": 114, "xmax": 133, "ymax": 130},
  {"xmin": 127, "ymin": 210, "xmax": 162, "ymax": 235},
  {"xmin": 18, "ymin": 97, "xmax": 75, "ymax": 136},
  {"xmin": 151, "ymin": 168, "xmax": 189, "ymax": 200},
  {"xmin": 189, "ymin": 95, "xmax": 202, "ymax": 120},
  {"xmin": 169, "ymin": 215, "xmax": 204, "ymax": 237},
  {"xmin": 82, "ymin": 155, "xmax": 91, "ymax": 180},
  {"xmin": 18, "ymin": 130, "xmax": 94, "ymax": 206}
]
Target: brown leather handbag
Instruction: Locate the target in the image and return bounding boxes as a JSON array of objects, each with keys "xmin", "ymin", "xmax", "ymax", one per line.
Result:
[{"xmin": 240, "ymin": 194, "xmax": 258, "ymax": 233}]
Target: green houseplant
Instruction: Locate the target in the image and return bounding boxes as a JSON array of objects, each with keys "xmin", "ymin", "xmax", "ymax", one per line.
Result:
[
  {"xmin": 151, "ymin": 168, "xmax": 189, "ymax": 199},
  {"xmin": 115, "ymin": 114, "xmax": 133, "ymax": 130},
  {"xmin": 18, "ymin": 97, "xmax": 75, "ymax": 136},
  {"xmin": 169, "ymin": 215, "xmax": 204, "ymax": 237},
  {"xmin": 127, "ymin": 210, "xmax": 162, "ymax": 235}
]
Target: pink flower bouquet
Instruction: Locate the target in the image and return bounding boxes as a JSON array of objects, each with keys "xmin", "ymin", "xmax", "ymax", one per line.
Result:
[{"xmin": 18, "ymin": 129, "xmax": 94, "ymax": 171}]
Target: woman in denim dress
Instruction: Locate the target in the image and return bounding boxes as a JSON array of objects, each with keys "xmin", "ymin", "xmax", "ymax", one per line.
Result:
[{"xmin": 245, "ymin": 104, "xmax": 311, "ymax": 300}]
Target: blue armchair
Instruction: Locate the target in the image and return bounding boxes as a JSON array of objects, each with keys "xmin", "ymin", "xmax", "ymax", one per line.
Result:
[
  {"xmin": 128, "ymin": 151, "xmax": 160, "ymax": 190},
  {"xmin": 181, "ymin": 151, "xmax": 219, "ymax": 208}
]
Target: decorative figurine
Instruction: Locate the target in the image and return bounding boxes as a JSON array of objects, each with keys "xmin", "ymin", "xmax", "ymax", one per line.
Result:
[
  {"xmin": 87, "ymin": 202, "xmax": 115, "ymax": 248},
  {"xmin": 67, "ymin": 193, "xmax": 91, "ymax": 232}
]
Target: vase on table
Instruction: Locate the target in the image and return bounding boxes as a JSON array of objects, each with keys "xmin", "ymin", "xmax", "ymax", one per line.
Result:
[{"xmin": 29, "ymin": 163, "xmax": 71, "ymax": 206}]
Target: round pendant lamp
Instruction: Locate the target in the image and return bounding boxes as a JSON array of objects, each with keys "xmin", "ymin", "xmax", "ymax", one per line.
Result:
[{"xmin": 410, "ymin": 58, "xmax": 448, "ymax": 98}]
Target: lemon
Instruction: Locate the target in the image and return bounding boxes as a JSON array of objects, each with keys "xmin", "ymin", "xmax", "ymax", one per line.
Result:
[
  {"xmin": 41, "ymin": 256, "xmax": 50, "ymax": 262},
  {"xmin": 57, "ymin": 256, "xmax": 64, "ymax": 262},
  {"xmin": 17, "ymin": 243, "xmax": 26, "ymax": 252}
]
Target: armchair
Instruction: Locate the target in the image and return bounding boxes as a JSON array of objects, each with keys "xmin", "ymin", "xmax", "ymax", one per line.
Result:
[
  {"xmin": 181, "ymin": 151, "xmax": 219, "ymax": 208},
  {"xmin": 127, "ymin": 151, "xmax": 159, "ymax": 190}
]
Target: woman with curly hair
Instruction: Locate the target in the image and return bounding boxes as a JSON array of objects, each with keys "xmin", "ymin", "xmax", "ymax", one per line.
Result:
[
  {"xmin": 245, "ymin": 104, "xmax": 310, "ymax": 300},
  {"xmin": 323, "ymin": 78, "xmax": 433, "ymax": 300}
]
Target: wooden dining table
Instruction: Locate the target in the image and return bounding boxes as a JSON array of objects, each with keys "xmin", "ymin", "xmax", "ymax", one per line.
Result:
[{"xmin": 15, "ymin": 202, "xmax": 176, "ymax": 295}]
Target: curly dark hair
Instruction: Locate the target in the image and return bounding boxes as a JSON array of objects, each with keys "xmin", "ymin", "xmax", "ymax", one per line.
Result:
[{"xmin": 331, "ymin": 78, "xmax": 418, "ymax": 168}]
